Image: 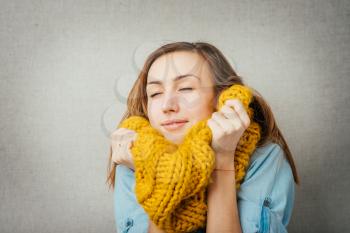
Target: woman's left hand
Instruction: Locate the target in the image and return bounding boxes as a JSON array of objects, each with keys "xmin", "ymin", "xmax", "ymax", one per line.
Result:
[{"xmin": 207, "ymin": 99, "xmax": 251, "ymax": 165}]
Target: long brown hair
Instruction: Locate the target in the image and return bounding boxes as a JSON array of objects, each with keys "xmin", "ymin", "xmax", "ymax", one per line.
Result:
[{"xmin": 106, "ymin": 41, "xmax": 300, "ymax": 190}]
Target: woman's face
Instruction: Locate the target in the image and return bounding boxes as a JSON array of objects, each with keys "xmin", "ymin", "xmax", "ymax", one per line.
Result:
[{"xmin": 146, "ymin": 51, "xmax": 216, "ymax": 144}]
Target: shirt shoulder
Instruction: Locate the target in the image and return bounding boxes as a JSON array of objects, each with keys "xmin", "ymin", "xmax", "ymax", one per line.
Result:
[
  {"xmin": 244, "ymin": 142, "xmax": 293, "ymax": 186},
  {"xmin": 237, "ymin": 142, "xmax": 296, "ymax": 232}
]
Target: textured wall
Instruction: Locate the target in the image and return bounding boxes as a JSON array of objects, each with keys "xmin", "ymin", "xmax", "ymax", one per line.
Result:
[{"xmin": 0, "ymin": 0, "xmax": 349, "ymax": 232}]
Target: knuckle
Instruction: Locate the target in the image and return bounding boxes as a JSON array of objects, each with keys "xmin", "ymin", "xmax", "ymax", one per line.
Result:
[
  {"xmin": 233, "ymin": 123, "xmax": 241, "ymax": 131},
  {"xmin": 221, "ymin": 105, "xmax": 230, "ymax": 113},
  {"xmin": 111, "ymin": 132, "xmax": 122, "ymax": 139},
  {"xmin": 224, "ymin": 99, "xmax": 235, "ymax": 106},
  {"xmin": 235, "ymin": 105, "xmax": 243, "ymax": 114},
  {"xmin": 226, "ymin": 99, "xmax": 240, "ymax": 108}
]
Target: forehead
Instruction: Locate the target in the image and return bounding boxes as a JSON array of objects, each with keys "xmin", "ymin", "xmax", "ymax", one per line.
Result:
[{"xmin": 147, "ymin": 51, "xmax": 213, "ymax": 84}]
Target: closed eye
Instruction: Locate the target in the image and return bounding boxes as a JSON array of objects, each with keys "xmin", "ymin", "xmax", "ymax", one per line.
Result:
[
  {"xmin": 149, "ymin": 88, "xmax": 193, "ymax": 98},
  {"xmin": 179, "ymin": 88, "xmax": 193, "ymax": 91},
  {"xmin": 150, "ymin": 92, "xmax": 161, "ymax": 98}
]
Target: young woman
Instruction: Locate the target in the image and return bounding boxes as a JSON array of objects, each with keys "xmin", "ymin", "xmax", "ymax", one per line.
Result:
[{"xmin": 106, "ymin": 41, "xmax": 300, "ymax": 233}]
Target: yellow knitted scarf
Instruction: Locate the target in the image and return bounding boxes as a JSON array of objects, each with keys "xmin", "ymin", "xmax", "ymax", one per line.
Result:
[{"xmin": 118, "ymin": 84, "xmax": 261, "ymax": 233}]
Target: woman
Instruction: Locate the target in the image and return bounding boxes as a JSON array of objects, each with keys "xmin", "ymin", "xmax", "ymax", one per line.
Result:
[{"xmin": 106, "ymin": 41, "xmax": 300, "ymax": 233}]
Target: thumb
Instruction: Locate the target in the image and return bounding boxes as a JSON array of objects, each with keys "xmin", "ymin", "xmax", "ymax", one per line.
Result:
[{"xmin": 127, "ymin": 141, "xmax": 134, "ymax": 156}]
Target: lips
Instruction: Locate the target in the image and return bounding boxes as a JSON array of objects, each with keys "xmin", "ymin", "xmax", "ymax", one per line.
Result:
[
  {"xmin": 161, "ymin": 119, "xmax": 189, "ymax": 131},
  {"xmin": 161, "ymin": 119, "xmax": 189, "ymax": 126}
]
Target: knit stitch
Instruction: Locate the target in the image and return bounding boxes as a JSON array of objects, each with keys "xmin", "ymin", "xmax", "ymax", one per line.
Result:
[{"xmin": 118, "ymin": 84, "xmax": 261, "ymax": 233}]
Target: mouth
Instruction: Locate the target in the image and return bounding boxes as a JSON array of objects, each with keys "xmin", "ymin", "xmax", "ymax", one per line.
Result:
[{"xmin": 161, "ymin": 120, "xmax": 188, "ymax": 131}]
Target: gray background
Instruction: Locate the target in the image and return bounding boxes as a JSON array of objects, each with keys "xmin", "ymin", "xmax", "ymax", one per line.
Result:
[{"xmin": 1, "ymin": 0, "xmax": 349, "ymax": 232}]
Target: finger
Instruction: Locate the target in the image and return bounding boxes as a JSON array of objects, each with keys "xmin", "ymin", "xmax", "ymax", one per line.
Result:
[
  {"xmin": 113, "ymin": 128, "xmax": 135, "ymax": 142},
  {"xmin": 220, "ymin": 105, "xmax": 246, "ymax": 130},
  {"xmin": 131, "ymin": 133, "xmax": 137, "ymax": 142},
  {"xmin": 127, "ymin": 141, "xmax": 134, "ymax": 157},
  {"xmin": 127, "ymin": 141, "xmax": 132, "ymax": 149},
  {"xmin": 112, "ymin": 141, "xmax": 129, "ymax": 164},
  {"xmin": 125, "ymin": 130, "xmax": 137, "ymax": 139},
  {"xmin": 220, "ymin": 105, "xmax": 239, "ymax": 120},
  {"xmin": 111, "ymin": 127, "xmax": 133, "ymax": 136},
  {"xmin": 111, "ymin": 147, "xmax": 120, "ymax": 164},
  {"xmin": 207, "ymin": 118, "xmax": 233, "ymax": 152},
  {"xmin": 110, "ymin": 134, "xmax": 124, "ymax": 149},
  {"xmin": 224, "ymin": 99, "xmax": 250, "ymax": 128},
  {"xmin": 211, "ymin": 111, "xmax": 235, "ymax": 133},
  {"xmin": 120, "ymin": 128, "xmax": 136, "ymax": 134},
  {"xmin": 120, "ymin": 128, "xmax": 136, "ymax": 137},
  {"xmin": 240, "ymin": 112, "xmax": 251, "ymax": 129},
  {"xmin": 206, "ymin": 118, "xmax": 221, "ymax": 135},
  {"xmin": 224, "ymin": 99, "xmax": 244, "ymax": 113},
  {"xmin": 113, "ymin": 144, "xmax": 123, "ymax": 157},
  {"xmin": 111, "ymin": 133, "xmax": 125, "ymax": 151},
  {"xmin": 110, "ymin": 128, "xmax": 126, "ymax": 139}
]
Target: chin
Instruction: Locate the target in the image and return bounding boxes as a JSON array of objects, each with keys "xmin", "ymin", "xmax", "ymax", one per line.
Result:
[
  {"xmin": 164, "ymin": 133, "xmax": 184, "ymax": 145},
  {"xmin": 159, "ymin": 121, "xmax": 192, "ymax": 144}
]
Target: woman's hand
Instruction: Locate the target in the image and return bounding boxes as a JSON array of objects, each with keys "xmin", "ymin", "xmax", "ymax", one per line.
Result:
[
  {"xmin": 207, "ymin": 99, "xmax": 251, "ymax": 167},
  {"xmin": 110, "ymin": 127, "xmax": 137, "ymax": 171}
]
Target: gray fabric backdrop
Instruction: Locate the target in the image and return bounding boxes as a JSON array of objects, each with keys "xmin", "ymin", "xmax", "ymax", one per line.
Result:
[{"xmin": 1, "ymin": 0, "xmax": 349, "ymax": 232}]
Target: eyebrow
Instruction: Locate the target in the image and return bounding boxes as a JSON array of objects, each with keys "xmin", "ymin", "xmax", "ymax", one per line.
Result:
[{"xmin": 146, "ymin": 74, "xmax": 200, "ymax": 86}]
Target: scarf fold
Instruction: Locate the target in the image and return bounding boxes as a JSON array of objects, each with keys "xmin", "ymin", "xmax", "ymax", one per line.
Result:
[{"xmin": 118, "ymin": 84, "xmax": 262, "ymax": 233}]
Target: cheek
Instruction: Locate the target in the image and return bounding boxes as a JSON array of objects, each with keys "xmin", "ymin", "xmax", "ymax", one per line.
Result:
[
  {"xmin": 147, "ymin": 100, "xmax": 156, "ymax": 115},
  {"xmin": 180, "ymin": 92, "xmax": 202, "ymax": 108},
  {"xmin": 186, "ymin": 95, "xmax": 214, "ymax": 119},
  {"xmin": 147, "ymin": 100, "xmax": 162, "ymax": 123}
]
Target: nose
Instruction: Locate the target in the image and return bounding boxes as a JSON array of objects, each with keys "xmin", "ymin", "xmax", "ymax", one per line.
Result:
[{"xmin": 161, "ymin": 92, "xmax": 180, "ymax": 113}]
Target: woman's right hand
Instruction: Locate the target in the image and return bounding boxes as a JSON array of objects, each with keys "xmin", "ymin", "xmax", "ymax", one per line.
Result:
[{"xmin": 110, "ymin": 127, "xmax": 137, "ymax": 171}]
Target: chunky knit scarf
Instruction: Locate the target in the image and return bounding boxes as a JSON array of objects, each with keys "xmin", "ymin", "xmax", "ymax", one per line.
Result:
[{"xmin": 118, "ymin": 84, "xmax": 261, "ymax": 233}]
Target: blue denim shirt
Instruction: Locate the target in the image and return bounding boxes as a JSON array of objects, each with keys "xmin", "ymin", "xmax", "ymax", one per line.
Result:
[{"xmin": 114, "ymin": 142, "xmax": 295, "ymax": 233}]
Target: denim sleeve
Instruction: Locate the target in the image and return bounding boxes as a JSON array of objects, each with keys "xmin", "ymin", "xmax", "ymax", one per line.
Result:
[
  {"xmin": 237, "ymin": 143, "xmax": 296, "ymax": 233},
  {"xmin": 114, "ymin": 165, "xmax": 149, "ymax": 233},
  {"xmin": 114, "ymin": 165, "xmax": 207, "ymax": 233}
]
